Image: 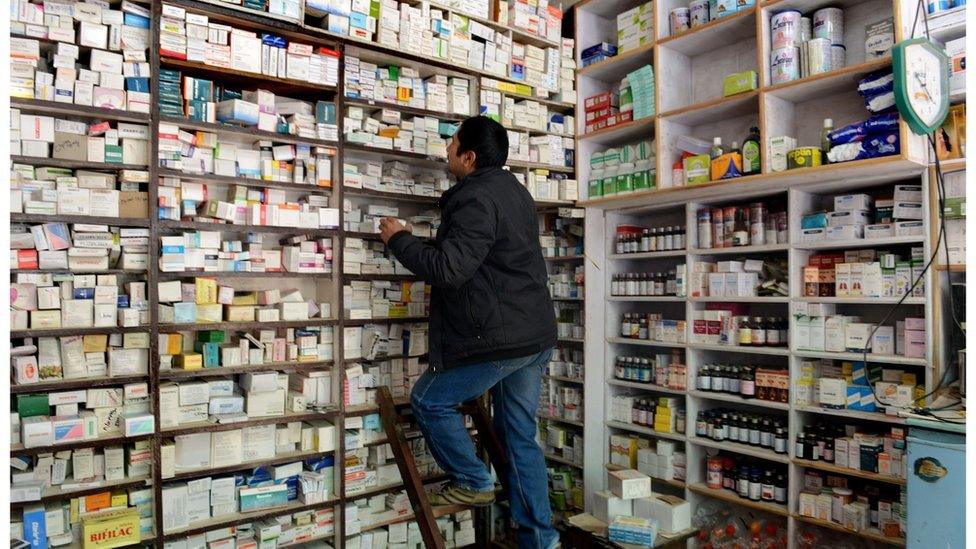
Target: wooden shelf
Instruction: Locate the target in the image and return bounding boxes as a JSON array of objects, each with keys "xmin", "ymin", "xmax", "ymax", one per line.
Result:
[
  {"xmin": 157, "ymin": 271, "xmax": 333, "ymax": 280},
  {"xmin": 159, "ymin": 220, "xmax": 338, "ymax": 236},
  {"xmin": 11, "ymin": 476, "xmax": 152, "ymax": 507},
  {"xmin": 537, "ymin": 412, "xmax": 584, "ymax": 428},
  {"xmin": 10, "ymin": 213, "xmax": 150, "ymax": 227},
  {"xmin": 10, "ymin": 98, "xmax": 151, "ymax": 122},
  {"xmin": 607, "ymin": 295, "xmax": 683, "ymax": 302},
  {"xmin": 346, "ymin": 472, "xmax": 449, "ymax": 499},
  {"xmin": 342, "ymin": 143, "xmax": 448, "ymax": 166},
  {"xmin": 689, "ymin": 390, "xmax": 790, "ymax": 411},
  {"xmin": 543, "ymin": 375, "xmax": 584, "ymax": 384},
  {"xmin": 688, "ymin": 243, "xmax": 788, "ymax": 256},
  {"xmin": 606, "ymin": 378, "xmax": 686, "ymax": 395},
  {"xmin": 690, "ymin": 436, "xmax": 789, "ymax": 463},
  {"xmin": 343, "ymin": 316, "xmax": 429, "ymax": 326},
  {"xmin": 11, "ymin": 156, "xmax": 147, "ymax": 170},
  {"xmin": 606, "ymin": 420, "xmax": 687, "ymax": 442},
  {"xmin": 579, "ymin": 118, "xmax": 654, "ymax": 145},
  {"xmin": 765, "ymin": 58, "xmax": 893, "ymax": 103},
  {"xmin": 10, "ymin": 326, "xmax": 149, "ymax": 338},
  {"xmin": 690, "ymin": 343, "xmax": 790, "ymax": 356},
  {"xmin": 793, "ymin": 405, "xmax": 907, "ymax": 425},
  {"xmin": 688, "ymin": 483, "xmax": 789, "ymax": 517},
  {"xmin": 793, "ymin": 296, "xmax": 925, "ymax": 305},
  {"xmin": 158, "ymin": 319, "xmax": 336, "ymax": 332},
  {"xmin": 343, "ymin": 186, "xmax": 441, "ymax": 204},
  {"xmin": 792, "ymin": 350, "xmax": 927, "ymax": 366},
  {"xmin": 168, "ymin": 449, "xmax": 332, "ymax": 481},
  {"xmin": 344, "ymin": 273, "xmax": 420, "ymax": 282},
  {"xmin": 658, "ymin": 8, "xmax": 756, "ymax": 56},
  {"xmin": 507, "ymin": 159, "xmax": 575, "ymax": 173},
  {"xmin": 545, "ymin": 254, "xmax": 585, "ymax": 262},
  {"xmin": 159, "ymin": 360, "xmax": 333, "ymax": 380},
  {"xmin": 343, "ymin": 98, "xmax": 467, "ymax": 121},
  {"xmin": 11, "ymin": 432, "xmax": 154, "ymax": 456},
  {"xmin": 161, "ymin": 498, "xmax": 339, "ymax": 540},
  {"xmin": 160, "ymin": 57, "xmax": 337, "ymax": 96},
  {"xmin": 577, "ymin": 43, "xmax": 654, "ymax": 81},
  {"xmin": 609, "ymin": 249, "xmax": 686, "ymax": 260},
  {"xmin": 158, "ymin": 115, "xmax": 339, "ymax": 148},
  {"xmin": 793, "ymin": 235, "xmax": 926, "ymax": 250},
  {"xmin": 156, "ymin": 168, "xmax": 334, "ymax": 195},
  {"xmin": 606, "ymin": 337, "xmax": 687, "ymax": 349},
  {"xmin": 558, "ymin": 337, "xmax": 585, "ymax": 345},
  {"xmin": 660, "ymin": 90, "xmax": 760, "ymax": 127},
  {"xmin": 793, "ymin": 514, "xmax": 906, "ymax": 547},
  {"xmin": 792, "ymin": 458, "xmax": 906, "ymax": 485},
  {"xmin": 690, "ymin": 296, "xmax": 789, "ymax": 303},
  {"xmin": 937, "ymin": 264, "xmax": 966, "ymax": 272},
  {"xmin": 11, "ymin": 268, "xmax": 146, "ymax": 275},
  {"xmin": 11, "ymin": 375, "xmax": 149, "ymax": 394},
  {"xmin": 161, "ymin": 410, "xmax": 338, "ymax": 437},
  {"xmin": 543, "ymin": 452, "xmax": 583, "ymax": 468},
  {"xmin": 577, "ymin": 157, "xmax": 927, "ymax": 211}
]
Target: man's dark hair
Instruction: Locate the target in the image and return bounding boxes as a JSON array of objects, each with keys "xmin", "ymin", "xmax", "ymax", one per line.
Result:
[{"xmin": 454, "ymin": 116, "xmax": 509, "ymax": 168}]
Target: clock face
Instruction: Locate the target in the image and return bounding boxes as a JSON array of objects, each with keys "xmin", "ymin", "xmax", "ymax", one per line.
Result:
[
  {"xmin": 893, "ymin": 38, "xmax": 950, "ymax": 135},
  {"xmin": 905, "ymin": 43, "xmax": 945, "ymax": 126}
]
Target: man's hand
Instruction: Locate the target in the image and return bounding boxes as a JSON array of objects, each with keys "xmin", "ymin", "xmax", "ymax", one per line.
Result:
[{"xmin": 380, "ymin": 217, "xmax": 410, "ymax": 244}]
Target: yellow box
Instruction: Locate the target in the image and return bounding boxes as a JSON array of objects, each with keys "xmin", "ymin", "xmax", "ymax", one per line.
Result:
[
  {"xmin": 110, "ymin": 493, "xmax": 128, "ymax": 507},
  {"xmin": 232, "ymin": 292, "xmax": 259, "ymax": 306},
  {"xmin": 196, "ymin": 303, "xmax": 223, "ymax": 322},
  {"xmin": 84, "ymin": 335, "xmax": 109, "ymax": 353},
  {"xmin": 225, "ymin": 305, "xmax": 256, "ymax": 322},
  {"xmin": 161, "ymin": 333, "xmax": 183, "ymax": 355},
  {"xmin": 174, "ymin": 353, "xmax": 203, "ymax": 370},
  {"xmin": 82, "ymin": 508, "xmax": 141, "ymax": 548},
  {"xmin": 194, "ymin": 277, "xmax": 218, "ymax": 304}
]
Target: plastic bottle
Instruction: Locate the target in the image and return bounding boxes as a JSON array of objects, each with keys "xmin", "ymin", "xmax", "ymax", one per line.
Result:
[
  {"xmin": 633, "ymin": 158, "xmax": 652, "ymax": 191},
  {"xmin": 742, "ymin": 126, "xmax": 761, "ymax": 175},
  {"xmin": 601, "ymin": 164, "xmax": 618, "ymax": 196},
  {"xmin": 589, "ymin": 167, "xmax": 604, "ymax": 198},
  {"xmin": 617, "ymin": 162, "xmax": 635, "ymax": 194},
  {"xmin": 710, "ymin": 137, "xmax": 724, "ymax": 159},
  {"xmin": 821, "ymin": 118, "xmax": 834, "ymax": 163}
]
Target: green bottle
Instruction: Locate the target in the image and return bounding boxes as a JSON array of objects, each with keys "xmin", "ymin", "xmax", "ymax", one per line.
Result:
[{"xmin": 742, "ymin": 126, "xmax": 761, "ymax": 175}]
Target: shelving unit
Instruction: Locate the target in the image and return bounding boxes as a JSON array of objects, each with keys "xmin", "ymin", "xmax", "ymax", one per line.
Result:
[{"xmin": 573, "ymin": 0, "xmax": 949, "ymax": 541}]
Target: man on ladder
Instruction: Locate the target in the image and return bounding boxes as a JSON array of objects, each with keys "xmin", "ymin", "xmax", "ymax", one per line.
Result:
[{"xmin": 380, "ymin": 115, "xmax": 560, "ymax": 549}]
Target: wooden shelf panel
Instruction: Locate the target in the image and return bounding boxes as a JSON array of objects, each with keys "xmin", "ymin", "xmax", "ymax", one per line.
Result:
[
  {"xmin": 11, "ymin": 98, "xmax": 151, "ymax": 122},
  {"xmin": 11, "ymin": 375, "xmax": 149, "ymax": 394},
  {"xmin": 159, "ymin": 57, "xmax": 337, "ymax": 97},
  {"xmin": 343, "ymin": 186, "xmax": 441, "ymax": 204},
  {"xmin": 168, "ymin": 449, "xmax": 333, "ymax": 481},
  {"xmin": 158, "ymin": 115, "xmax": 339, "ymax": 148},
  {"xmin": 343, "ymin": 98, "xmax": 467, "ymax": 121},
  {"xmin": 537, "ymin": 412, "xmax": 584, "ymax": 428},
  {"xmin": 160, "ymin": 499, "xmax": 339, "ymax": 540},
  {"xmin": 11, "ymin": 476, "xmax": 152, "ymax": 507},
  {"xmin": 11, "ymin": 156, "xmax": 147, "ymax": 170},
  {"xmin": 160, "ymin": 410, "xmax": 338, "ymax": 437},
  {"xmin": 159, "ymin": 360, "xmax": 333, "ymax": 380},
  {"xmin": 158, "ymin": 319, "xmax": 337, "ymax": 332},
  {"xmin": 11, "ymin": 213, "xmax": 150, "ymax": 227},
  {"xmin": 343, "ymin": 316, "xmax": 429, "ymax": 326},
  {"xmin": 688, "ymin": 483, "xmax": 789, "ymax": 516},
  {"xmin": 11, "ymin": 433, "xmax": 154, "ymax": 456},
  {"xmin": 156, "ymin": 168, "xmax": 334, "ymax": 195},
  {"xmin": 792, "ymin": 458, "xmax": 907, "ymax": 485},
  {"xmin": 606, "ymin": 420, "xmax": 687, "ymax": 442},
  {"xmin": 793, "ymin": 514, "xmax": 906, "ymax": 547},
  {"xmin": 159, "ymin": 220, "xmax": 338, "ymax": 236},
  {"xmin": 11, "ymin": 326, "xmax": 150, "ymax": 338},
  {"xmin": 157, "ymin": 271, "xmax": 334, "ymax": 280}
]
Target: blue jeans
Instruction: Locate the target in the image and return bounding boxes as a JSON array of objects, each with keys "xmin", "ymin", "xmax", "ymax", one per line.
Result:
[{"xmin": 411, "ymin": 348, "xmax": 559, "ymax": 549}]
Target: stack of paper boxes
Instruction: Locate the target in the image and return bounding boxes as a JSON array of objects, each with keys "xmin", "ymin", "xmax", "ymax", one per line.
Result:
[
  {"xmin": 616, "ymin": 1, "xmax": 653, "ymax": 53},
  {"xmin": 158, "ymin": 325, "xmax": 334, "ymax": 373},
  {"xmin": 343, "ymin": 56, "xmax": 473, "ymax": 116},
  {"xmin": 15, "ymin": 486, "xmax": 154, "ymax": 546},
  {"xmin": 159, "ymin": 3, "xmax": 339, "ymax": 88},
  {"xmin": 13, "ymin": 113, "xmax": 149, "ymax": 165},
  {"xmin": 343, "ymin": 106, "xmax": 454, "ymax": 157},
  {"xmin": 157, "ymin": 279, "xmax": 332, "ymax": 324},
  {"xmin": 12, "ymin": 271, "xmax": 148, "ymax": 334},
  {"xmin": 342, "ymin": 281, "xmax": 430, "ymax": 320},
  {"xmin": 10, "ymin": 1, "xmax": 152, "ymax": 112},
  {"xmin": 342, "ymin": 160, "xmax": 451, "ymax": 196},
  {"xmin": 11, "ymin": 165, "xmax": 149, "ymax": 221},
  {"xmin": 16, "ymin": 383, "xmax": 154, "ymax": 449},
  {"xmin": 11, "ymin": 331, "xmax": 148, "ymax": 388}
]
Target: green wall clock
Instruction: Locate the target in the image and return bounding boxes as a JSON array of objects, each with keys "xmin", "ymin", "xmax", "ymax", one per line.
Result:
[{"xmin": 893, "ymin": 37, "xmax": 950, "ymax": 135}]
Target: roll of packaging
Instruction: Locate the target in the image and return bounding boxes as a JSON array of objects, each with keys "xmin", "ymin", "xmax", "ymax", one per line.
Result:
[
  {"xmin": 670, "ymin": 8, "xmax": 691, "ymax": 34},
  {"xmin": 770, "ymin": 46, "xmax": 800, "ymax": 84},
  {"xmin": 690, "ymin": 0, "xmax": 710, "ymax": 27},
  {"xmin": 813, "ymin": 7, "xmax": 845, "ymax": 44},
  {"xmin": 770, "ymin": 10, "xmax": 803, "ymax": 49},
  {"xmin": 807, "ymin": 38, "xmax": 833, "ymax": 75}
]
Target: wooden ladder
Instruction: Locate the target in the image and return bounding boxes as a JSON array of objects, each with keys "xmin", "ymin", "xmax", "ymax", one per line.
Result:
[{"xmin": 377, "ymin": 385, "xmax": 509, "ymax": 549}]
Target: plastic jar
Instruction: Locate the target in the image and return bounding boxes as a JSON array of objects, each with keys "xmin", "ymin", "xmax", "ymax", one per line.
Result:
[
  {"xmin": 589, "ymin": 167, "xmax": 604, "ymax": 198},
  {"xmin": 602, "ymin": 164, "xmax": 618, "ymax": 196},
  {"xmin": 633, "ymin": 158, "xmax": 652, "ymax": 191},
  {"xmin": 617, "ymin": 162, "xmax": 635, "ymax": 194},
  {"xmin": 832, "ymin": 487, "xmax": 853, "ymax": 522}
]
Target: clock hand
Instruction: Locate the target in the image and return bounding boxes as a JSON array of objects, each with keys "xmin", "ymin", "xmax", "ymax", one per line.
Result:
[{"xmin": 914, "ymin": 73, "xmax": 936, "ymax": 103}]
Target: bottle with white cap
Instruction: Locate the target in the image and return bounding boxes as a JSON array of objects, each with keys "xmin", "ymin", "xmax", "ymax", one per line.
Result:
[{"xmin": 821, "ymin": 118, "xmax": 834, "ymax": 164}]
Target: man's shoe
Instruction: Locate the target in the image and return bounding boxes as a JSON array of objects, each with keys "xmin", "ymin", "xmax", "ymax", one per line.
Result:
[{"xmin": 427, "ymin": 483, "xmax": 496, "ymax": 507}]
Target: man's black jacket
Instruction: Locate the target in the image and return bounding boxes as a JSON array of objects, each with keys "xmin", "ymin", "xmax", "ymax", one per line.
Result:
[{"xmin": 386, "ymin": 166, "xmax": 558, "ymax": 370}]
